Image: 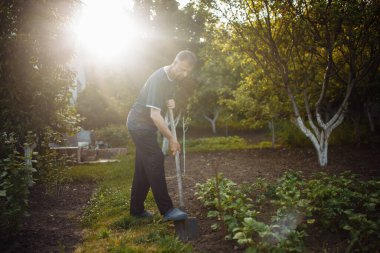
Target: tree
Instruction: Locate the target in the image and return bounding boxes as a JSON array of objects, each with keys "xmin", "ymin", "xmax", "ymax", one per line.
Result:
[
  {"xmin": 0, "ymin": 0, "xmax": 80, "ymax": 237},
  {"xmin": 207, "ymin": 0, "xmax": 380, "ymax": 166},
  {"xmin": 0, "ymin": 0, "xmax": 80, "ymax": 149},
  {"xmin": 225, "ymin": 54, "xmax": 292, "ymax": 147},
  {"xmin": 189, "ymin": 24, "xmax": 242, "ymax": 134}
]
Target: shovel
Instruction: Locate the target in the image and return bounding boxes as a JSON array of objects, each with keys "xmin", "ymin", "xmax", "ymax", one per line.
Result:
[{"xmin": 168, "ymin": 108, "xmax": 199, "ymax": 241}]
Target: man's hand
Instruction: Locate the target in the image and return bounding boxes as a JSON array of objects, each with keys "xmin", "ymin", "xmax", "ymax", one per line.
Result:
[
  {"xmin": 169, "ymin": 137, "xmax": 181, "ymax": 156},
  {"xmin": 166, "ymin": 99, "xmax": 175, "ymax": 109}
]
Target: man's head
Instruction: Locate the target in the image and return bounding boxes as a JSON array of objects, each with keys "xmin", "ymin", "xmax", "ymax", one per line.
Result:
[{"xmin": 170, "ymin": 50, "xmax": 197, "ymax": 80}]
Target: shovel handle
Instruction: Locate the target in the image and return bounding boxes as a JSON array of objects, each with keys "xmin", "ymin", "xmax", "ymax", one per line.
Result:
[{"xmin": 168, "ymin": 108, "xmax": 185, "ymax": 208}]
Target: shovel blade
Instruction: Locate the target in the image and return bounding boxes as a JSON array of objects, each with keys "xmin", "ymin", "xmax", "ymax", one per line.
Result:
[{"xmin": 174, "ymin": 217, "xmax": 200, "ymax": 241}]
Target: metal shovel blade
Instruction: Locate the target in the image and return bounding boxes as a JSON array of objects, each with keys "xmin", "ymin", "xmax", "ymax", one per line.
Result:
[{"xmin": 174, "ymin": 217, "xmax": 200, "ymax": 241}]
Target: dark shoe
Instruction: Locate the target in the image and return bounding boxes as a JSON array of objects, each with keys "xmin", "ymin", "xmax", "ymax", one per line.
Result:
[
  {"xmin": 132, "ymin": 210, "xmax": 153, "ymax": 219},
  {"xmin": 163, "ymin": 208, "xmax": 188, "ymax": 222}
]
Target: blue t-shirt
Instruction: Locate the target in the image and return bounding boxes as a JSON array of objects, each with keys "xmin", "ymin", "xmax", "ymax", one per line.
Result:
[{"xmin": 127, "ymin": 68, "xmax": 176, "ymax": 131}]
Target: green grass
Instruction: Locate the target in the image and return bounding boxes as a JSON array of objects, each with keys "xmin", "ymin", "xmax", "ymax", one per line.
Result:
[
  {"xmin": 69, "ymin": 154, "xmax": 193, "ymax": 253},
  {"xmin": 185, "ymin": 136, "xmax": 279, "ymax": 153}
]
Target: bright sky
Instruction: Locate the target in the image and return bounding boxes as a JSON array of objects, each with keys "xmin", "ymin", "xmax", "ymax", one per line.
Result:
[
  {"xmin": 74, "ymin": 0, "xmax": 190, "ymax": 60},
  {"xmin": 74, "ymin": 0, "xmax": 138, "ymax": 59}
]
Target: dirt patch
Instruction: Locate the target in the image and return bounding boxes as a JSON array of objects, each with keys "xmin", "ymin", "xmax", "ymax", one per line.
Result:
[
  {"xmin": 0, "ymin": 182, "xmax": 95, "ymax": 253},
  {"xmin": 165, "ymin": 145, "xmax": 380, "ymax": 253}
]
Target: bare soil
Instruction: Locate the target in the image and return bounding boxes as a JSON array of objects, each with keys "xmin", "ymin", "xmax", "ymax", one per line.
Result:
[
  {"xmin": 1, "ymin": 141, "xmax": 379, "ymax": 253},
  {"xmin": 0, "ymin": 183, "xmax": 95, "ymax": 253}
]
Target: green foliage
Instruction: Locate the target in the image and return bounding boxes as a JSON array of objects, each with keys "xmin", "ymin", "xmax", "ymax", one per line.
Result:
[
  {"xmin": 186, "ymin": 136, "xmax": 251, "ymax": 152},
  {"xmin": 76, "ymin": 85, "xmax": 123, "ymax": 130},
  {"xmin": 1, "ymin": 1, "xmax": 80, "ymax": 238},
  {"xmin": 35, "ymin": 149, "xmax": 74, "ymax": 196},
  {"xmin": 276, "ymin": 120, "xmax": 374, "ymax": 147},
  {"xmin": 0, "ymin": 133, "xmax": 36, "ymax": 238},
  {"xmin": 329, "ymin": 122, "xmax": 372, "ymax": 145},
  {"xmin": 94, "ymin": 125, "xmax": 129, "ymax": 148},
  {"xmin": 276, "ymin": 121, "xmax": 311, "ymax": 148},
  {"xmin": 0, "ymin": 0, "xmax": 81, "ymax": 145},
  {"xmin": 196, "ymin": 171, "xmax": 380, "ymax": 252},
  {"xmin": 32, "ymin": 129, "xmax": 75, "ymax": 196},
  {"xmin": 205, "ymin": 0, "xmax": 380, "ymax": 165}
]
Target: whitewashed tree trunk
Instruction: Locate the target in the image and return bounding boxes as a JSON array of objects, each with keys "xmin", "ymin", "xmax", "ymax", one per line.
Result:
[
  {"xmin": 24, "ymin": 142, "xmax": 36, "ymax": 168},
  {"xmin": 162, "ymin": 112, "xmax": 181, "ymax": 155},
  {"xmin": 269, "ymin": 119, "xmax": 276, "ymax": 149},
  {"xmin": 203, "ymin": 109, "xmax": 220, "ymax": 134}
]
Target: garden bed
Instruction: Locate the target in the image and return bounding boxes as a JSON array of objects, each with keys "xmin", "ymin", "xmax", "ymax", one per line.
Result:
[{"xmin": 165, "ymin": 145, "xmax": 380, "ymax": 252}]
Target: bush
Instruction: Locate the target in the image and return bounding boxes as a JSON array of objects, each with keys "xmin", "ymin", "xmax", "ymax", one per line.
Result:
[
  {"xmin": 35, "ymin": 149, "xmax": 74, "ymax": 196},
  {"xmin": 276, "ymin": 120, "xmax": 374, "ymax": 147},
  {"xmin": 0, "ymin": 133, "xmax": 36, "ymax": 238},
  {"xmin": 94, "ymin": 125, "xmax": 129, "ymax": 148}
]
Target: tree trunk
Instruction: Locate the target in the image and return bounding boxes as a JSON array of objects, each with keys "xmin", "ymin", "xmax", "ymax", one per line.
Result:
[
  {"xmin": 203, "ymin": 109, "xmax": 220, "ymax": 134},
  {"xmin": 317, "ymin": 133, "xmax": 329, "ymax": 167},
  {"xmin": 294, "ymin": 117, "xmax": 328, "ymax": 167},
  {"xmin": 269, "ymin": 119, "xmax": 276, "ymax": 149},
  {"xmin": 366, "ymin": 105, "xmax": 375, "ymax": 132}
]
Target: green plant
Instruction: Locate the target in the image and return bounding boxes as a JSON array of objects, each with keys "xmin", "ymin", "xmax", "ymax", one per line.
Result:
[
  {"xmin": 35, "ymin": 149, "xmax": 74, "ymax": 196},
  {"xmin": 276, "ymin": 121, "xmax": 311, "ymax": 148},
  {"xmin": 196, "ymin": 171, "xmax": 380, "ymax": 252},
  {"xmin": 0, "ymin": 132, "xmax": 36, "ymax": 238}
]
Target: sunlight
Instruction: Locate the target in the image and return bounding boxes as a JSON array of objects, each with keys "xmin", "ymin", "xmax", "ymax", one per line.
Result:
[{"xmin": 74, "ymin": 0, "xmax": 138, "ymax": 59}]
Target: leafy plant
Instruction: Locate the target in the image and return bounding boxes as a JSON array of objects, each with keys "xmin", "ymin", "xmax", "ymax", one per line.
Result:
[
  {"xmin": 35, "ymin": 131, "xmax": 75, "ymax": 196},
  {"xmin": 196, "ymin": 171, "xmax": 380, "ymax": 252},
  {"xmin": 0, "ymin": 133, "xmax": 36, "ymax": 238}
]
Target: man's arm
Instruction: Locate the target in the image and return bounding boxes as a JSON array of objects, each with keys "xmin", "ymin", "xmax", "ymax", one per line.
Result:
[{"xmin": 150, "ymin": 107, "xmax": 181, "ymax": 155}]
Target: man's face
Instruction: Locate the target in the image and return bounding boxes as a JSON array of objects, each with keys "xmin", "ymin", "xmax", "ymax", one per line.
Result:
[{"xmin": 172, "ymin": 60, "xmax": 194, "ymax": 80}]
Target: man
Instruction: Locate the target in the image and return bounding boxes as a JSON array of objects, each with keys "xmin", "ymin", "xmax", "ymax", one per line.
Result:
[{"xmin": 127, "ymin": 50, "xmax": 197, "ymax": 221}]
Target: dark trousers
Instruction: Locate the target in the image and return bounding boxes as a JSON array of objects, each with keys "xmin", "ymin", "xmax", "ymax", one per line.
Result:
[{"xmin": 129, "ymin": 129, "xmax": 173, "ymax": 215}]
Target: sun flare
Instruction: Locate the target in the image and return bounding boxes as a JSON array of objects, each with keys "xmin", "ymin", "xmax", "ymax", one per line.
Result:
[{"xmin": 74, "ymin": 0, "xmax": 137, "ymax": 58}]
